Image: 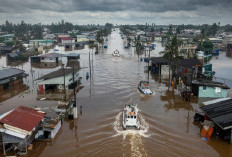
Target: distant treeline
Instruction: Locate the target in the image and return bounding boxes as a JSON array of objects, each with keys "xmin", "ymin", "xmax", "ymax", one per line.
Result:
[
  {"xmin": 1, "ymin": 20, "xmax": 232, "ymax": 42},
  {"xmin": 0, "ymin": 20, "xmax": 112, "ymax": 41}
]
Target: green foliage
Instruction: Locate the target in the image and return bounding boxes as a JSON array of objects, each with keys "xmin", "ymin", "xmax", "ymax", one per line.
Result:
[
  {"xmin": 199, "ymin": 41, "xmax": 214, "ymax": 54},
  {"xmin": 223, "ymin": 24, "xmax": 232, "ymax": 32},
  {"xmin": 166, "ymin": 25, "xmax": 173, "ymax": 36},
  {"xmin": 0, "ymin": 37, "xmax": 5, "ymax": 43}
]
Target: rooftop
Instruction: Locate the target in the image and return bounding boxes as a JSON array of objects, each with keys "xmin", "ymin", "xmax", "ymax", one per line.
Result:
[
  {"xmin": 0, "ymin": 67, "xmax": 27, "ymax": 80},
  {"xmin": 201, "ymin": 98, "xmax": 232, "ymax": 130},
  {"xmin": 150, "ymin": 57, "xmax": 202, "ymax": 69},
  {"xmin": 0, "ymin": 106, "xmax": 46, "ymax": 133},
  {"xmin": 192, "ymin": 79, "xmax": 230, "ymax": 89},
  {"xmin": 36, "ymin": 68, "xmax": 79, "ymax": 81}
]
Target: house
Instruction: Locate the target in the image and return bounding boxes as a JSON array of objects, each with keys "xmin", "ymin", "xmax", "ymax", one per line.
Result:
[
  {"xmin": 29, "ymin": 40, "xmax": 55, "ymax": 48},
  {"xmin": 30, "ymin": 53, "xmax": 63, "ymax": 65},
  {"xmin": 0, "ymin": 46, "xmax": 15, "ymax": 54},
  {"xmin": 74, "ymin": 42, "xmax": 85, "ymax": 50},
  {"xmin": 192, "ymin": 79, "xmax": 230, "ymax": 98},
  {"xmin": 35, "ymin": 118, "xmax": 61, "ymax": 140},
  {"xmin": 35, "ymin": 68, "xmax": 81, "ymax": 100},
  {"xmin": 150, "ymin": 57, "xmax": 170, "ymax": 77},
  {"xmin": 0, "ymin": 34, "xmax": 14, "ymax": 42},
  {"xmin": 150, "ymin": 57, "xmax": 202, "ymax": 79},
  {"xmin": 65, "ymin": 53, "xmax": 80, "ymax": 68},
  {"xmin": 55, "ymin": 34, "xmax": 69, "ymax": 44},
  {"xmin": 0, "ymin": 106, "xmax": 46, "ymax": 155},
  {"xmin": 199, "ymin": 98, "xmax": 232, "ymax": 143},
  {"xmin": 178, "ymin": 42, "xmax": 197, "ymax": 59},
  {"xmin": 0, "ymin": 67, "xmax": 28, "ymax": 93},
  {"xmin": 7, "ymin": 51, "xmax": 27, "ymax": 61},
  {"xmin": 226, "ymin": 43, "xmax": 232, "ymax": 58},
  {"xmin": 76, "ymin": 35, "xmax": 89, "ymax": 43}
]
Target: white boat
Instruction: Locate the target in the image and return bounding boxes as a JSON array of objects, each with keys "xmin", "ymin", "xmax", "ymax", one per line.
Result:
[
  {"xmin": 112, "ymin": 50, "xmax": 120, "ymax": 57},
  {"xmin": 122, "ymin": 104, "xmax": 140, "ymax": 130},
  {"xmin": 138, "ymin": 81, "xmax": 153, "ymax": 95}
]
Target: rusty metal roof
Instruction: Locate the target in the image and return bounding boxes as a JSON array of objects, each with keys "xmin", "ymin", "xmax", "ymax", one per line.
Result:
[{"xmin": 0, "ymin": 106, "xmax": 46, "ymax": 132}]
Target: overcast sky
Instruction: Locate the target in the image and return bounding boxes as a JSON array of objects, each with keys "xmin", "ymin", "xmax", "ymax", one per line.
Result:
[{"xmin": 0, "ymin": 0, "xmax": 231, "ymax": 25}]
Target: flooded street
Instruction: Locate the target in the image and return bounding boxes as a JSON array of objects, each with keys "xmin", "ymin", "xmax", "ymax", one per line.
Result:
[{"xmin": 1, "ymin": 29, "xmax": 232, "ymax": 157}]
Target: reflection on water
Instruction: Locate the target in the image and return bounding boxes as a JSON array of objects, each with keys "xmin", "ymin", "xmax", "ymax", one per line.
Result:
[{"xmin": 0, "ymin": 84, "xmax": 29, "ymax": 103}]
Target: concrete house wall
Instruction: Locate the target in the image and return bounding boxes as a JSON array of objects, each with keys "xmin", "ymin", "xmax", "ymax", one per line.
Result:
[{"xmin": 198, "ymin": 86, "xmax": 228, "ymax": 98}]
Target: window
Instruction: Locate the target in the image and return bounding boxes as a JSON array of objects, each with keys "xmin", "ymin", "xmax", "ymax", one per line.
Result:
[
  {"xmin": 215, "ymin": 87, "xmax": 221, "ymax": 93},
  {"xmin": 203, "ymin": 86, "xmax": 206, "ymax": 90}
]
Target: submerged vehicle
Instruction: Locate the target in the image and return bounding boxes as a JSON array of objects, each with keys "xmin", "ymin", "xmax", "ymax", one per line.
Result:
[
  {"xmin": 112, "ymin": 50, "xmax": 120, "ymax": 57},
  {"xmin": 138, "ymin": 81, "xmax": 153, "ymax": 95},
  {"xmin": 122, "ymin": 104, "xmax": 140, "ymax": 130}
]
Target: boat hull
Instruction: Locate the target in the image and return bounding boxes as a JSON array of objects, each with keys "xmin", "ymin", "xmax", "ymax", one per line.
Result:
[{"xmin": 138, "ymin": 86, "xmax": 153, "ymax": 95}]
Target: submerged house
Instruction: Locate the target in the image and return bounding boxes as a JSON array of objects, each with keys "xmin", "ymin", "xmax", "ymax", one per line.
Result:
[
  {"xmin": 192, "ymin": 80, "xmax": 230, "ymax": 98},
  {"xmin": 0, "ymin": 106, "xmax": 46, "ymax": 155},
  {"xmin": 0, "ymin": 46, "xmax": 15, "ymax": 54},
  {"xmin": 30, "ymin": 53, "xmax": 63, "ymax": 68},
  {"xmin": 199, "ymin": 98, "xmax": 232, "ymax": 143},
  {"xmin": 150, "ymin": 57, "xmax": 170, "ymax": 77},
  {"xmin": 150, "ymin": 57, "xmax": 203, "ymax": 80},
  {"xmin": 0, "ymin": 67, "xmax": 28, "ymax": 93},
  {"xmin": 35, "ymin": 68, "xmax": 81, "ymax": 100}
]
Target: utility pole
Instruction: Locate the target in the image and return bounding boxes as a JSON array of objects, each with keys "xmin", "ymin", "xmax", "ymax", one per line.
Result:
[
  {"xmin": 148, "ymin": 46, "xmax": 151, "ymax": 80},
  {"xmin": 62, "ymin": 64, "xmax": 66, "ymax": 101},
  {"xmin": 72, "ymin": 66, "xmax": 78, "ymax": 119}
]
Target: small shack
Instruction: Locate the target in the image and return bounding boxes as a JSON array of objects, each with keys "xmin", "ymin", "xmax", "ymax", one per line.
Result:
[
  {"xmin": 192, "ymin": 80, "xmax": 230, "ymax": 98},
  {"xmin": 200, "ymin": 98, "xmax": 232, "ymax": 143}
]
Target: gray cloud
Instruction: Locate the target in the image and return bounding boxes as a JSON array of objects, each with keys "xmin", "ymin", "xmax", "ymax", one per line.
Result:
[
  {"xmin": 0, "ymin": 0, "xmax": 231, "ymax": 25},
  {"xmin": 0, "ymin": 0, "xmax": 231, "ymax": 13}
]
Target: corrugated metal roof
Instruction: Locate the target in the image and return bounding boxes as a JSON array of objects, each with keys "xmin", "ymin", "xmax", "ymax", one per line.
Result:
[
  {"xmin": 150, "ymin": 57, "xmax": 169, "ymax": 64},
  {"xmin": 150, "ymin": 57, "xmax": 202, "ymax": 69},
  {"xmin": 60, "ymin": 37, "xmax": 73, "ymax": 40},
  {"xmin": 7, "ymin": 52, "xmax": 19, "ymax": 58},
  {"xmin": 0, "ymin": 106, "xmax": 46, "ymax": 132},
  {"xmin": 0, "ymin": 67, "xmax": 26, "ymax": 80},
  {"xmin": 201, "ymin": 98, "xmax": 232, "ymax": 130},
  {"xmin": 41, "ymin": 53, "xmax": 64, "ymax": 58},
  {"xmin": 64, "ymin": 53, "xmax": 80, "ymax": 57},
  {"xmin": 36, "ymin": 68, "xmax": 79, "ymax": 81},
  {"xmin": 192, "ymin": 79, "xmax": 230, "ymax": 89}
]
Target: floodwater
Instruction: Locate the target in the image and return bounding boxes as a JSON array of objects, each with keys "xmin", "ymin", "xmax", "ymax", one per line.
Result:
[{"xmin": 1, "ymin": 29, "xmax": 232, "ymax": 157}]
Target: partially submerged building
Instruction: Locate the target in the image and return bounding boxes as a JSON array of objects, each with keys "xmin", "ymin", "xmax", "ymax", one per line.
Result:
[
  {"xmin": 35, "ymin": 68, "xmax": 81, "ymax": 100},
  {"xmin": 30, "ymin": 53, "xmax": 63, "ymax": 68},
  {"xmin": 0, "ymin": 46, "xmax": 15, "ymax": 54},
  {"xmin": 192, "ymin": 80, "xmax": 230, "ymax": 98},
  {"xmin": 0, "ymin": 67, "xmax": 28, "ymax": 93},
  {"xmin": 0, "ymin": 106, "xmax": 62, "ymax": 155},
  {"xmin": 0, "ymin": 106, "xmax": 46, "ymax": 155},
  {"xmin": 199, "ymin": 98, "xmax": 232, "ymax": 143}
]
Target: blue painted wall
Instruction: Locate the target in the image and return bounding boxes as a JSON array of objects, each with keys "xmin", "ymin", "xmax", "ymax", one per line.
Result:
[{"xmin": 198, "ymin": 86, "xmax": 228, "ymax": 98}]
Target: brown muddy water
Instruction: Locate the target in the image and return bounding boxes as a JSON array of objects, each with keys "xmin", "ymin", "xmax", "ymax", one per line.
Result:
[{"xmin": 1, "ymin": 29, "xmax": 232, "ymax": 157}]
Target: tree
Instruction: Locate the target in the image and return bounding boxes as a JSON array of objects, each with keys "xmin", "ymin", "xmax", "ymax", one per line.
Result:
[
  {"xmin": 167, "ymin": 25, "xmax": 173, "ymax": 36},
  {"xmin": 176, "ymin": 26, "xmax": 180, "ymax": 34},
  {"xmin": 160, "ymin": 34, "xmax": 180, "ymax": 87}
]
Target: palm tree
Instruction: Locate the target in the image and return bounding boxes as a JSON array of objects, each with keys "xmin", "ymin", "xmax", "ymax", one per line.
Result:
[{"xmin": 160, "ymin": 34, "xmax": 180, "ymax": 87}]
